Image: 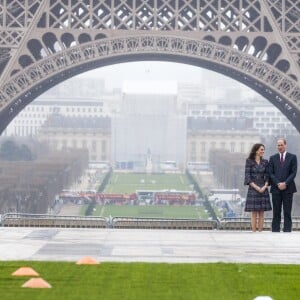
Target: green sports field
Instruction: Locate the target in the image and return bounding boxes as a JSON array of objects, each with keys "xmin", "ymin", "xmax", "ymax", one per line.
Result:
[
  {"xmin": 1, "ymin": 261, "xmax": 300, "ymax": 300},
  {"xmin": 82, "ymin": 204, "xmax": 209, "ymax": 219},
  {"xmin": 82, "ymin": 172, "xmax": 206, "ymax": 219},
  {"xmin": 104, "ymin": 173, "xmax": 193, "ymax": 194}
]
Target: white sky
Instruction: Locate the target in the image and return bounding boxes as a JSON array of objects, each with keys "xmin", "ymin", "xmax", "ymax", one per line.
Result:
[
  {"xmin": 78, "ymin": 61, "xmax": 204, "ymax": 87},
  {"xmin": 77, "ymin": 61, "xmax": 259, "ymax": 99},
  {"xmin": 122, "ymin": 80, "xmax": 178, "ymax": 95}
]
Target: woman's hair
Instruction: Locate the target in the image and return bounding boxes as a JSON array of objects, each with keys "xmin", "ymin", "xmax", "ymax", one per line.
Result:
[{"xmin": 248, "ymin": 143, "xmax": 265, "ymax": 160}]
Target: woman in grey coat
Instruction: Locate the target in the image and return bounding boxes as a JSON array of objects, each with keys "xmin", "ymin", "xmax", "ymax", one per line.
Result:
[{"xmin": 244, "ymin": 143, "xmax": 272, "ymax": 232}]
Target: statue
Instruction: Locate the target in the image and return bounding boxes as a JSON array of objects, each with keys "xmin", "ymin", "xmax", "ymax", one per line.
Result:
[{"xmin": 145, "ymin": 148, "xmax": 153, "ymax": 173}]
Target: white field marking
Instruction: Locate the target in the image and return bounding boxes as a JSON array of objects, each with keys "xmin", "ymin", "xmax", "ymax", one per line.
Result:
[
  {"xmin": 196, "ymin": 208, "xmax": 202, "ymax": 219},
  {"xmin": 114, "ymin": 175, "xmax": 119, "ymax": 183},
  {"xmin": 180, "ymin": 176, "xmax": 184, "ymax": 185},
  {"xmin": 99, "ymin": 205, "xmax": 105, "ymax": 217}
]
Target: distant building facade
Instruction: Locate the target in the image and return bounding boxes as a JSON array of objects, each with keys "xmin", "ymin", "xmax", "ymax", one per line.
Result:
[
  {"xmin": 2, "ymin": 78, "xmax": 298, "ymax": 168},
  {"xmin": 182, "ymin": 100, "xmax": 297, "ymax": 137},
  {"xmin": 2, "ymin": 78, "xmax": 119, "ymax": 137},
  {"xmin": 112, "ymin": 81, "xmax": 187, "ymax": 171},
  {"xmin": 3, "ymin": 98, "xmax": 111, "ymax": 137},
  {"xmin": 38, "ymin": 115, "xmax": 111, "ymax": 162},
  {"xmin": 187, "ymin": 131, "xmax": 261, "ymax": 163}
]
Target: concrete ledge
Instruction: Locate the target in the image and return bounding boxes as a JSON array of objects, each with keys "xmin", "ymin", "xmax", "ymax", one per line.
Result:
[{"xmin": 0, "ymin": 227, "xmax": 300, "ymax": 264}]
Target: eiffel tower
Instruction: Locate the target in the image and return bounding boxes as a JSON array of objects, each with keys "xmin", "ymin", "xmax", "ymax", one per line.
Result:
[{"xmin": 0, "ymin": 0, "xmax": 299, "ymax": 132}]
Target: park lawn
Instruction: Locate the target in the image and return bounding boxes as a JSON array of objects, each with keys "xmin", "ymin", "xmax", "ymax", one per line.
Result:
[
  {"xmin": 104, "ymin": 173, "xmax": 193, "ymax": 194},
  {"xmin": 0, "ymin": 261, "xmax": 299, "ymax": 300},
  {"xmin": 81, "ymin": 205, "xmax": 209, "ymax": 219}
]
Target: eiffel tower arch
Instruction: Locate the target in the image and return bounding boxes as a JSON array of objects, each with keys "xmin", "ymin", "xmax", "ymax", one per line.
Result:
[{"xmin": 0, "ymin": 0, "xmax": 299, "ymax": 133}]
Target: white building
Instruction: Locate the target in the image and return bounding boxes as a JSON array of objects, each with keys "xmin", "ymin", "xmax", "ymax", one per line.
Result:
[
  {"xmin": 2, "ymin": 96, "xmax": 117, "ymax": 137},
  {"xmin": 112, "ymin": 81, "xmax": 187, "ymax": 171},
  {"xmin": 183, "ymin": 100, "xmax": 298, "ymax": 136},
  {"xmin": 38, "ymin": 115, "xmax": 111, "ymax": 162},
  {"xmin": 251, "ymin": 104, "xmax": 296, "ymax": 136},
  {"xmin": 1, "ymin": 78, "xmax": 120, "ymax": 137},
  {"xmin": 187, "ymin": 129, "xmax": 261, "ymax": 163}
]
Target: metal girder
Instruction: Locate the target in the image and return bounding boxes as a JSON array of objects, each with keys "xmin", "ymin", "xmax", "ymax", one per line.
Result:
[{"xmin": 0, "ymin": 0, "xmax": 299, "ymax": 132}]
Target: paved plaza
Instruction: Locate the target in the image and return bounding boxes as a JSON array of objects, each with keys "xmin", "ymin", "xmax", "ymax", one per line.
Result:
[{"xmin": 0, "ymin": 227, "xmax": 300, "ymax": 264}]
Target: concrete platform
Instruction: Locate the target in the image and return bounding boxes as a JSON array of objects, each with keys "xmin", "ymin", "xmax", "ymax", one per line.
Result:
[{"xmin": 0, "ymin": 227, "xmax": 300, "ymax": 264}]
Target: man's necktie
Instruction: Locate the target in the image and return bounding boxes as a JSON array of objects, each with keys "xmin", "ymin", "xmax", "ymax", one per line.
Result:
[{"xmin": 280, "ymin": 153, "xmax": 284, "ymax": 164}]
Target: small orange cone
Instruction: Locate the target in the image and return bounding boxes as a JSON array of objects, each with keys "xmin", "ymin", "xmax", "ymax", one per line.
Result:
[
  {"xmin": 12, "ymin": 267, "xmax": 39, "ymax": 277},
  {"xmin": 22, "ymin": 278, "xmax": 52, "ymax": 288},
  {"xmin": 76, "ymin": 256, "xmax": 99, "ymax": 265}
]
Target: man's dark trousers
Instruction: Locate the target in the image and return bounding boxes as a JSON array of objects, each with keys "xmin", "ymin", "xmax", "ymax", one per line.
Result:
[{"xmin": 271, "ymin": 192, "xmax": 293, "ymax": 232}]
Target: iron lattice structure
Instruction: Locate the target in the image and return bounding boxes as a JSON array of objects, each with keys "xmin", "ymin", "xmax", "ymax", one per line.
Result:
[{"xmin": 0, "ymin": 0, "xmax": 299, "ymax": 132}]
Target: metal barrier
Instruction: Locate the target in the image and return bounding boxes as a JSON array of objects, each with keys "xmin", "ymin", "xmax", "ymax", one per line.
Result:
[
  {"xmin": 112, "ymin": 217, "xmax": 218, "ymax": 230},
  {"xmin": 1, "ymin": 213, "xmax": 107, "ymax": 228},
  {"xmin": 219, "ymin": 217, "xmax": 300, "ymax": 231},
  {"xmin": 2, "ymin": 213, "xmax": 300, "ymax": 231}
]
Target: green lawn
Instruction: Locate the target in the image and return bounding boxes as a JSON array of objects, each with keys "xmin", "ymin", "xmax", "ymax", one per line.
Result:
[
  {"xmin": 0, "ymin": 261, "xmax": 299, "ymax": 300},
  {"xmin": 83, "ymin": 204, "xmax": 208, "ymax": 219},
  {"xmin": 104, "ymin": 173, "xmax": 193, "ymax": 194}
]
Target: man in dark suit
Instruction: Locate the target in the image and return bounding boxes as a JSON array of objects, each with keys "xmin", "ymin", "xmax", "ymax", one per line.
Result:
[{"xmin": 269, "ymin": 138, "xmax": 297, "ymax": 232}]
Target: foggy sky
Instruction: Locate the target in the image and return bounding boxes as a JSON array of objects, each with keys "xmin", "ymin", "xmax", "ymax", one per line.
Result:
[{"xmin": 77, "ymin": 61, "xmax": 259, "ymax": 99}]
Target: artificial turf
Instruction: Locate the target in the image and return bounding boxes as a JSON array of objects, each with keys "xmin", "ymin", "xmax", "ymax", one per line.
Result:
[
  {"xmin": 0, "ymin": 261, "xmax": 299, "ymax": 300},
  {"xmin": 104, "ymin": 173, "xmax": 193, "ymax": 194},
  {"xmin": 82, "ymin": 204, "xmax": 209, "ymax": 219}
]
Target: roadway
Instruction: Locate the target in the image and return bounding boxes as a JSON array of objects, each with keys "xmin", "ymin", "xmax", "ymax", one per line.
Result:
[{"xmin": 0, "ymin": 227, "xmax": 300, "ymax": 264}]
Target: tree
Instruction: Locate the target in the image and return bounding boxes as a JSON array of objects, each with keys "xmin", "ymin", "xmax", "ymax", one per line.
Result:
[
  {"xmin": 0, "ymin": 140, "xmax": 33, "ymax": 161},
  {"xmin": 19, "ymin": 144, "xmax": 33, "ymax": 161},
  {"xmin": 0, "ymin": 140, "xmax": 19, "ymax": 160}
]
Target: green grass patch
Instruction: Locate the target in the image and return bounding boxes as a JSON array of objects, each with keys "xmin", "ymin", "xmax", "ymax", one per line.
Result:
[
  {"xmin": 0, "ymin": 261, "xmax": 299, "ymax": 300},
  {"xmin": 104, "ymin": 173, "xmax": 193, "ymax": 194},
  {"xmin": 82, "ymin": 205, "xmax": 208, "ymax": 219}
]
